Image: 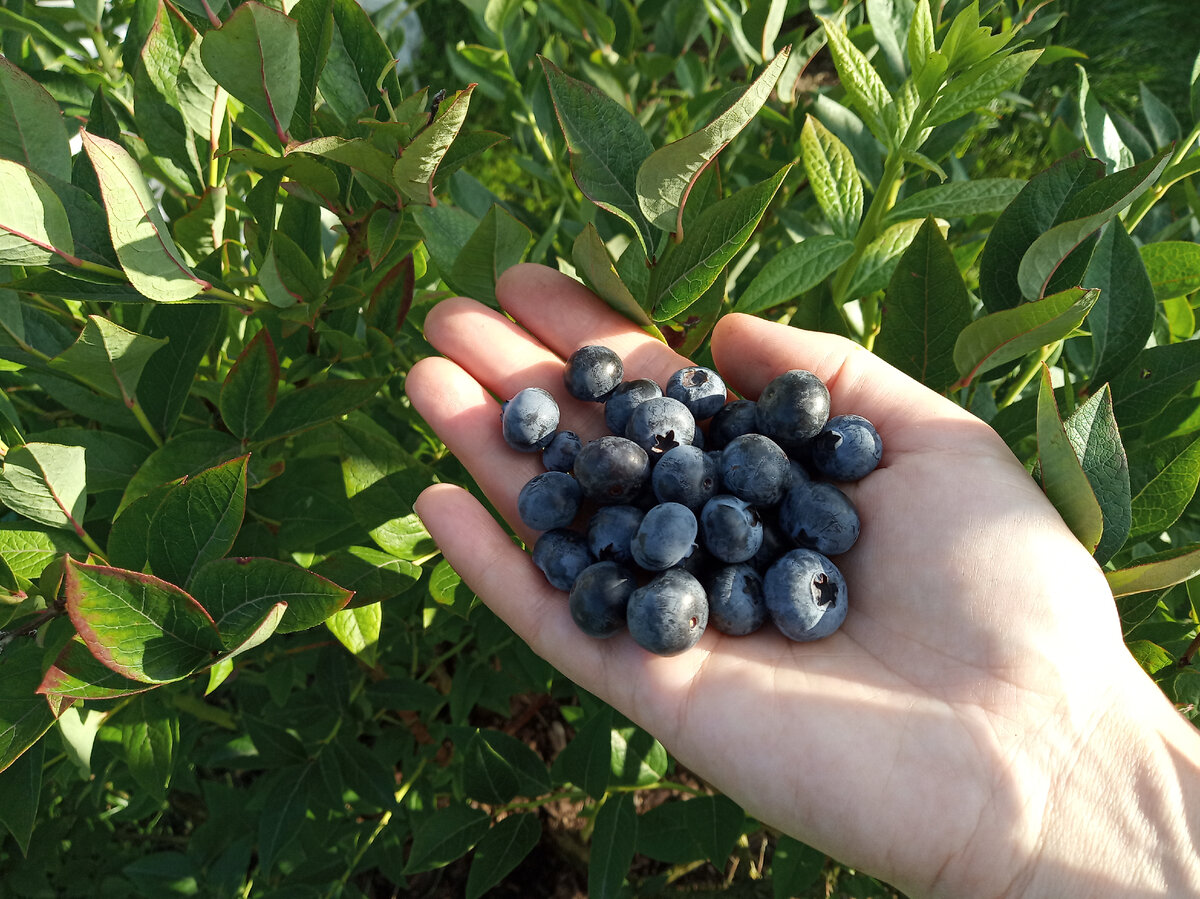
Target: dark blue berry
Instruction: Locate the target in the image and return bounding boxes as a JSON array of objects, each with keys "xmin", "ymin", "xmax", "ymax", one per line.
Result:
[
  {"xmin": 542, "ymin": 430, "xmax": 582, "ymax": 472},
  {"xmin": 569, "ymin": 561, "xmax": 636, "ymax": 638},
  {"xmin": 502, "ymin": 387, "xmax": 560, "ymax": 452},
  {"xmin": 652, "ymin": 445, "xmax": 718, "ymax": 509},
  {"xmin": 778, "ymin": 480, "xmax": 860, "ymax": 556},
  {"xmin": 809, "ymin": 414, "xmax": 882, "ymax": 482},
  {"xmin": 700, "ymin": 495, "xmax": 763, "ymax": 564},
  {"xmin": 626, "ymin": 568, "xmax": 708, "ymax": 656},
  {"xmin": 764, "ymin": 549, "xmax": 847, "ymax": 641},
  {"xmin": 532, "ymin": 529, "xmax": 592, "ymax": 591},
  {"xmin": 517, "ymin": 471, "xmax": 582, "ymax": 531},
  {"xmin": 708, "ymin": 399, "xmax": 759, "ymax": 449},
  {"xmin": 625, "ymin": 396, "xmax": 696, "ymax": 457},
  {"xmin": 720, "ymin": 433, "xmax": 791, "ymax": 507},
  {"xmin": 706, "ymin": 564, "xmax": 767, "ymax": 636},
  {"xmin": 573, "ymin": 436, "xmax": 650, "ymax": 505},
  {"xmin": 604, "ymin": 379, "xmax": 662, "ymax": 435},
  {"xmin": 755, "ymin": 370, "xmax": 830, "ymax": 453},
  {"xmin": 666, "ymin": 366, "xmax": 727, "ymax": 421},
  {"xmin": 631, "ymin": 502, "xmax": 698, "ymax": 571},
  {"xmin": 586, "ymin": 505, "xmax": 644, "ymax": 564},
  {"xmin": 563, "ymin": 345, "xmax": 623, "ymax": 402}
]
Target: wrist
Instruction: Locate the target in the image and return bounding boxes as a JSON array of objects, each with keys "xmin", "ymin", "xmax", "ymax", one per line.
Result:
[{"xmin": 1014, "ymin": 656, "xmax": 1200, "ymax": 898}]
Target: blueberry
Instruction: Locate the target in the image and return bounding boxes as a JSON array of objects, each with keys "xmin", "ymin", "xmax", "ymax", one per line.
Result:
[
  {"xmin": 699, "ymin": 495, "xmax": 763, "ymax": 563},
  {"xmin": 778, "ymin": 480, "xmax": 860, "ymax": 556},
  {"xmin": 502, "ymin": 387, "xmax": 560, "ymax": 452},
  {"xmin": 706, "ymin": 564, "xmax": 767, "ymax": 635},
  {"xmin": 749, "ymin": 517, "xmax": 789, "ymax": 573},
  {"xmin": 720, "ymin": 434, "xmax": 790, "ymax": 507},
  {"xmin": 666, "ymin": 366, "xmax": 727, "ymax": 421},
  {"xmin": 569, "ymin": 561, "xmax": 637, "ymax": 638},
  {"xmin": 574, "ymin": 436, "xmax": 650, "ymax": 505},
  {"xmin": 631, "ymin": 502, "xmax": 698, "ymax": 571},
  {"xmin": 652, "ymin": 445, "xmax": 718, "ymax": 509},
  {"xmin": 604, "ymin": 379, "xmax": 662, "ymax": 435},
  {"xmin": 708, "ymin": 399, "xmax": 759, "ymax": 449},
  {"xmin": 563, "ymin": 345, "xmax": 623, "ymax": 402},
  {"xmin": 626, "ymin": 568, "xmax": 708, "ymax": 656},
  {"xmin": 755, "ymin": 370, "xmax": 830, "ymax": 453},
  {"xmin": 809, "ymin": 414, "xmax": 883, "ymax": 482},
  {"xmin": 532, "ymin": 529, "xmax": 593, "ymax": 591},
  {"xmin": 625, "ymin": 396, "xmax": 696, "ymax": 457},
  {"xmin": 517, "ymin": 471, "xmax": 582, "ymax": 531},
  {"xmin": 586, "ymin": 505, "xmax": 645, "ymax": 563},
  {"xmin": 542, "ymin": 429, "xmax": 582, "ymax": 472},
  {"xmin": 764, "ymin": 549, "xmax": 847, "ymax": 641}
]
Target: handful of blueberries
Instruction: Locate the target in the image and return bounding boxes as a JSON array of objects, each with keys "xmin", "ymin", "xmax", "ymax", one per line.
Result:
[{"xmin": 501, "ymin": 345, "xmax": 881, "ymax": 656}]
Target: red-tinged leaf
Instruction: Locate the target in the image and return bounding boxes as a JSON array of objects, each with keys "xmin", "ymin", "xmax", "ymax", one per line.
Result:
[
  {"xmin": 190, "ymin": 556, "xmax": 352, "ymax": 640},
  {"xmin": 145, "ymin": 455, "xmax": 248, "ymax": 587},
  {"xmin": 0, "ymin": 443, "xmax": 87, "ymax": 536},
  {"xmin": 0, "ymin": 56, "xmax": 72, "ymax": 182},
  {"xmin": 0, "ymin": 159, "xmax": 75, "ymax": 266},
  {"xmin": 80, "ymin": 131, "xmax": 210, "ymax": 302},
  {"xmin": 38, "ymin": 639, "xmax": 158, "ymax": 700},
  {"xmin": 64, "ymin": 559, "xmax": 223, "ymax": 683},
  {"xmin": 200, "ymin": 1, "xmax": 299, "ymax": 143},
  {"xmin": 392, "ymin": 85, "xmax": 475, "ymax": 206},
  {"xmin": 220, "ymin": 329, "xmax": 279, "ymax": 439}
]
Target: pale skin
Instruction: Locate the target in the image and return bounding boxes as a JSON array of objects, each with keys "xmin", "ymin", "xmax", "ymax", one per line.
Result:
[{"xmin": 405, "ymin": 263, "xmax": 1200, "ymax": 898}]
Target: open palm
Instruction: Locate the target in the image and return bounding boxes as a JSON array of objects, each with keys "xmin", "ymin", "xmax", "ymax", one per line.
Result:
[{"xmin": 405, "ymin": 263, "xmax": 1174, "ymax": 898}]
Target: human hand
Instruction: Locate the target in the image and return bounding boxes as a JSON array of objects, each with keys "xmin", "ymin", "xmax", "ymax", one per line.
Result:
[{"xmin": 405, "ymin": 263, "xmax": 1200, "ymax": 898}]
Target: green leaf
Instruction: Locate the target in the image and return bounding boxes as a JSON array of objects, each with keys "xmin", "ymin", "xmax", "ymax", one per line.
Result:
[
  {"xmin": 1128, "ymin": 435, "xmax": 1200, "ymax": 542},
  {"xmin": 589, "ymin": 793, "xmax": 637, "ymax": 899},
  {"xmin": 818, "ymin": 17, "xmax": 892, "ymax": 143},
  {"xmin": 0, "ymin": 737, "xmax": 43, "ymax": 855},
  {"xmin": 884, "ymin": 178, "xmax": 1025, "ymax": 226},
  {"xmin": 685, "ymin": 793, "xmax": 745, "ymax": 863},
  {"xmin": 771, "ymin": 836, "xmax": 826, "ymax": 897},
  {"xmin": 220, "ymin": 329, "xmax": 279, "ymax": 440},
  {"xmin": 1106, "ymin": 544, "xmax": 1200, "ymax": 597},
  {"xmin": 200, "ymin": 1, "xmax": 300, "ymax": 143},
  {"xmin": 366, "ymin": 207, "xmax": 404, "ymax": 270},
  {"xmin": 978, "ymin": 152, "xmax": 1105, "ymax": 313},
  {"xmin": 137, "ymin": 303, "xmax": 222, "ymax": 440},
  {"xmin": 867, "ymin": 0, "xmax": 916, "ymax": 79},
  {"xmin": 257, "ymin": 764, "xmax": 314, "ymax": 876},
  {"xmin": 465, "ymin": 814, "xmax": 541, "ymax": 899},
  {"xmin": 117, "ymin": 691, "xmax": 177, "ymax": 798},
  {"xmin": 325, "ymin": 602, "xmax": 381, "ymax": 664},
  {"xmin": 145, "ymin": 455, "xmax": 248, "ymax": 586},
  {"xmin": 25, "ymin": 428, "xmax": 149, "ymax": 495},
  {"xmin": 49, "ymin": 315, "xmax": 166, "ymax": 403},
  {"xmin": 953, "ymin": 287, "xmax": 1099, "ymax": 384},
  {"xmin": 318, "ymin": 0, "xmax": 403, "ymax": 125},
  {"xmin": 1112, "ymin": 341, "xmax": 1200, "ymax": 430},
  {"xmin": 256, "ymin": 377, "xmax": 383, "ymax": 442},
  {"xmin": 1063, "ymin": 386, "xmax": 1131, "ymax": 565},
  {"xmin": 1139, "ymin": 241, "xmax": 1200, "ymax": 302},
  {"xmin": 572, "ymin": 224, "xmax": 660, "ymax": 334},
  {"xmin": 875, "ymin": 216, "xmax": 973, "ymax": 393},
  {"xmin": 177, "ymin": 34, "xmax": 225, "ymax": 146},
  {"xmin": 0, "ymin": 159, "xmax": 75, "ymax": 266},
  {"xmin": 312, "ymin": 545, "xmax": 421, "ymax": 609},
  {"xmin": 610, "ymin": 725, "xmax": 668, "ymax": 787},
  {"xmin": 1084, "ymin": 219, "xmax": 1157, "ymax": 389},
  {"xmin": 907, "ymin": 0, "xmax": 935, "ymax": 74},
  {"xmin": 801, "ymin": 115, "xmax": 862, "ymax": 239},
  {"xmin": 463, "ymin": 729, "xmax": 522, "ymax": 804},
  {"xmin": 118, "ymin": 429, "xmax": 241, "ymax": 514},
  {"xmin": 1127, "ymin": 640, "xmax": 1174, "ymax": 675},
  {"xmin": 551, "ymin": 705, "xmax": 613, "ymax": 800},
  {"xmin": 1036, "ymin": 364, "xmax": 1104, "ymax": 552},
  {"xmin": 0, "ymin": 640, "xmax": 58, "ymax": 774},
  {"xmin": 0, "ymin": 442, "xmax": 87, "ymax": 533},
  {"xmin": 428, "ymin": 558, "xmax": 473, "ymax": 616},
  {"xmin": 288, "ymin": 0, "xmax": 333, "ymax": 140},
  {"xmin": 734, "ymin": 236, "xmax": 855, "ymax": 315},
  {"xmin": 636, "ymin": 47, "xmax": 789, "ymax": 235},
  {"xmin": 65, "ymin": 559, "xmax": 222, "ymax": 683},
  {"xmin": 404, "ymin": 803, "xmax": 491, "ymax": 874},
  {"xmin": 844, "ymin": 218, "xmax": 933, "ymax": 300},
  {"xmin": 637, "ymin": 797, "xmax": 740, "ymax": 863},
  {"xmin": 338, "ymin": 418, "xmax": 434, "ymax": 559},
  {"xmin": 1077, "ymin": 66, "xmax": 1132, "ymax": 175},
  {"xmin": 0, "ymin": 523, "xmax": 85, "ymax": 581},
  {"xmin": 541, "ymin": 56, "xmax": 656, "ymax": 255},
  {"xmin": 649, "ymin": 164, "xmax": 791, "ymax": 321},
  {"xmin": 81, "ymin": 131, "xmax": 209, "ymax": 302},
  {"xmin": 1017, "ymin": 148, "xmax": 1171, "ymax": 300},
  {"xmin": 449, "ymin": 204, "xmax": 532, "ymax": 307},
  {"xmin": 925, "ymin": 50, "xmax": 1042, "ymax": 128},
  {"xmin": 393, "ymin": 85, "xmax": 475, "ymax": 206},
  {"xmin": 190, "ymin": 556, "xmax": 352, "ymax": 640},
  {"xmin": 1139, "ymin": 82, "xmax": 1180, "ymax": 147},
  {"xmin": 287, "ymin": 135, "xmax": 397, "ymax": 187},
  {"xmin": 0, "ymin": 56, "xmax": 71, "ymax": 183}
]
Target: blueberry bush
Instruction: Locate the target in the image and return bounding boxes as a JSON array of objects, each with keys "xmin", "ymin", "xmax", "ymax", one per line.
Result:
[{"xmin": 1, "ymin": 0, "xmax": 1199, "ymax": 895}]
